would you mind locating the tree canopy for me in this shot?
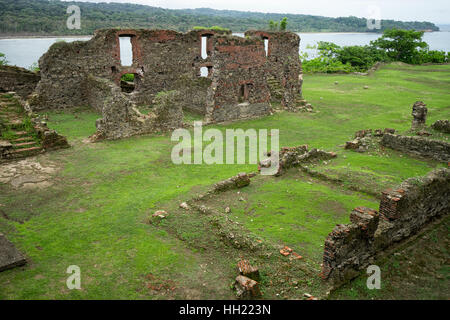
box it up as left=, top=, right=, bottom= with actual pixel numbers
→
left=0, top=0, right=440, bottom=35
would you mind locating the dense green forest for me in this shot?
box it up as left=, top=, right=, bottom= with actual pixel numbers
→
left=0, top=0, right=439, bottom=35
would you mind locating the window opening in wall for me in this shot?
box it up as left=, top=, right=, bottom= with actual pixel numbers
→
left=200, top=67, right=208, bottom=77
left=263, top=37, right=269, bottom=56
left=120, top=73, right=135, bottom=93
left=119, top=36, right=133, bottom=66
left=201, top=36, right=208, bottom=59
left=239, top=83, right=252, bottom=103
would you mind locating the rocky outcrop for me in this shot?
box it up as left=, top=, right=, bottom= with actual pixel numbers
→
left=321, top=168, right=450, bottom=285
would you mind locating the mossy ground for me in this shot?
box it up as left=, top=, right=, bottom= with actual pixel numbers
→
left=0, top=63, right=449, bottom=299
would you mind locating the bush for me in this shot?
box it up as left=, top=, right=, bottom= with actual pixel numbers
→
left=412, top=49, right=448, bottom=64
left=301, top=29, right=448, bottom=74
left=302, top=56, right=356, bottom=74
left=0, top=52, right=8, bottom=66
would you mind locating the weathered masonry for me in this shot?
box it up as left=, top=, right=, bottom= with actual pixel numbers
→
left=29, top=29, right=304, bottom=139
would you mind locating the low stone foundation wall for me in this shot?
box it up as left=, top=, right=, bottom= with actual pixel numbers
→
left=432, top=120, right=450, bottom=134
left=0, top=65, right=40, bottom=99
left=321, top=168, right=450, bottom=285
left=381, top=133, right=450, bottom=162
left=259, top=145, right=337, bottom=176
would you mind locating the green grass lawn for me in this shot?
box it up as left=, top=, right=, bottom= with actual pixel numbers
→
left=0, top=63, right=449, bottom=299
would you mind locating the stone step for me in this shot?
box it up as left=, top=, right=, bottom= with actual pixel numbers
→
left=12, top=141, right=38, bottom=149
left=13, top=136, right=34, bottom=142
left=12, top=131, right=28, bottom=136
left=11, top=146, right=42, bottom=156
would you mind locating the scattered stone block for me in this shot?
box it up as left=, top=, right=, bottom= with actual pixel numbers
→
left=374, top=129, right=383, bottom=137
left=417, top=130, right=432, bottom=136
left=213, top=173, right=250, bottom=192
left=179, top=202, right=189, bottom=210
left=345, top=139, right=361, bottom=150
left=237, top=259, right=260, bottom=281
left=234, top=275, right=261, bottom=299
left=0, top=233, right=27, bottom=272
left=280, top=246, right=293, bottom=256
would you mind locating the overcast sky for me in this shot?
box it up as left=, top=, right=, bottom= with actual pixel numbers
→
left=62, top=0, right=450, bottom=24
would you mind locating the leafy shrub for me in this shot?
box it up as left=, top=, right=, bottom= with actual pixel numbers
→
left=302, top=56, right=356, bottom=73
left=412, top=49, right=448, bottom=64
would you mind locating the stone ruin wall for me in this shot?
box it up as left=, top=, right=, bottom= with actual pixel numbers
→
left=381, top=133, right=450, bottom=162
left=29, top=28, right=303, bottom=129
left=321, top=168, right=450, bottom=286
left=0, top=65, right=40, bottom=100
left=31, top=29, right=219, bottom=113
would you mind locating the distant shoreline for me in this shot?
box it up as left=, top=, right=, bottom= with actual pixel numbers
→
left=0, top=30, right=445, bottom=40
left=0, top=35, right=92, bottom=40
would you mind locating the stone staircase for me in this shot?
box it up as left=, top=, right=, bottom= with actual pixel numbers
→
left=0, top=95, right=43, bottom=160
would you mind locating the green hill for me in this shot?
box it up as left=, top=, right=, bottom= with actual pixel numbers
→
left=0, top=0, right=439, bottom=36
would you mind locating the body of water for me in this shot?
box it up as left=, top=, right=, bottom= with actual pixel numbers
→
left=1, top=32, right=449, bottom=69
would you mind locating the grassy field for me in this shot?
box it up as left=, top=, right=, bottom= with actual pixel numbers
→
left=0, top=63, right=449, bottom=299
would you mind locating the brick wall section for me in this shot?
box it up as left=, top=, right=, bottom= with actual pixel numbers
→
left=0, top=65, right=40, bottom=99
left=321, top=168, right=450, bottom=285
left=381, top=133, right=450, bottom=162
left=322, top=207, right=379, bottom=283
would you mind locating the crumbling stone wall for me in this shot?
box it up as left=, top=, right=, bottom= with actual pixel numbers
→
left=381, top=133, right=450, bottom=162
left=0, top=65, right=40, bottom=99
left=321, top=168, right=450, bottom=285
left=245, top=31, right=303, bottom=110
left=86, top=75, right=182, bottom=140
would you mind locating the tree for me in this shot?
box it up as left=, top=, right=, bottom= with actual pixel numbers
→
left=370, top=28, right=428, bottom=63
left=280, top=17, right=288, bottom=31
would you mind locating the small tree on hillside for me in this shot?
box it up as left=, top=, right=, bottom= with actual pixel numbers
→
left=280, top=17, right=288, bottom=31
